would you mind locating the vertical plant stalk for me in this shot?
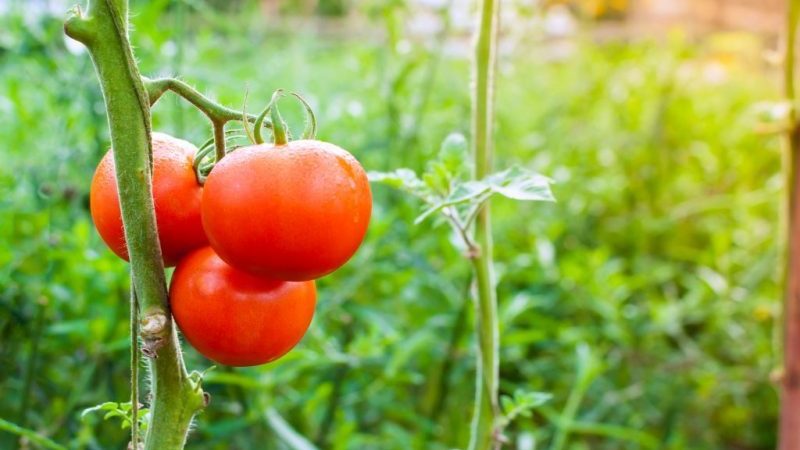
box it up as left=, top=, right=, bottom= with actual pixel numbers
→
left=64, top=2, right=205, bottom=450
left=131, top=287, right=140, bottom=448
left=781, top=0, right=800, bottom=448
left=468, top=0, right=501, bottom=447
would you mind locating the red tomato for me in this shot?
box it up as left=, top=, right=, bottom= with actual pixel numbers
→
left=90, top=132, right=207, bottom=267
left=201, top=140, right=372, bottom=281
left=169, top=247, right=316, bottom=366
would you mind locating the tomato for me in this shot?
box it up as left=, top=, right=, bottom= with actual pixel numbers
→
left=169, top=246, right=316, bottom=366
left=90, top=132, right=207, bottom=267
left=201, top=140, right=372, bottom=281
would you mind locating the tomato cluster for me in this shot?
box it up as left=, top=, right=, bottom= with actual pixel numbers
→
left=90, top=127, right=371, bottom=367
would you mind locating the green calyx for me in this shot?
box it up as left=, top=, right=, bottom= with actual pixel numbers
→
left=253, top=89, right=317, bottom=146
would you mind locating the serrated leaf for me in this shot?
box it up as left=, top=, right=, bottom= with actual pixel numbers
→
left=485, top=166, right=555, bottom=202
left=368, top=169, right=433, bottom=201
left=367, top=168, right=420, bottom=188
left=447, top=181, right=491, bottom=203
left=523, top=391, right=552, bottom=407
left=422, top=161, right=452, bottom=195
left=421, top=132, right=470, bottom=195
left=81, top=402, right=119, bottom=419
left=413, top=181, right=490, bottom=225
left=501, top=389, right=552, bottom=423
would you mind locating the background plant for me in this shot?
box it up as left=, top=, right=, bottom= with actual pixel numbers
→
left=0, top=1, right=783, bottom=449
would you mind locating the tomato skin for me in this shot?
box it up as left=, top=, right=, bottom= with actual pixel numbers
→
left=201, top=140, right=372, bottom=281
left=169, top=247, right=316, bottom=367
left=90, top=132, right=207, bottom=267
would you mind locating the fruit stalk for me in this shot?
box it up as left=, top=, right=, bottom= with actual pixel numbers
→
left=143, top=77, right=273, bottom=131
left=468, top=0, right=501, bottom=447
left=781, top=0, right=800, bottom=447
left=64, top=1, right=204, bottom=449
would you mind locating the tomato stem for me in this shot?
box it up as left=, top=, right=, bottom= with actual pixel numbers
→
left=467, top=0, right=501, bottom=446
left=144, top=77, right=273, bottom=129
left=131, top=285, right=140, bottom=448
left=64, top=2, right=206, bottom=449
left=267, top=89, right=289, bottom=146
left=212, top=120, right=226, bottom=162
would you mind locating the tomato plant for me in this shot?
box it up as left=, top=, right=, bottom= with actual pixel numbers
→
left=202, top=139, right=372, bottom=281
left=169, top=247, right=316, bottom=366
left=59, top=0, right=508, bottom=447
left=90, top=132, right=207, bottom=267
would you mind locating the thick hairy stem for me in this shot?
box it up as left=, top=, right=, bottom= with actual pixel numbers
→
left=467, top=0, right=501, bottom=447
left=781, top=0, right=800, bottom=448
left=64, top=2, right=205, bottom=450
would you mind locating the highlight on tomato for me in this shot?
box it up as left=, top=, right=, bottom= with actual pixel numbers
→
left=169, top=246, right=317, bottom=367
left=90, top=132, right=207, bottom=267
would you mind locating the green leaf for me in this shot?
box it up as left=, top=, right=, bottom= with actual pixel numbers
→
left=448, top=181, right=492, bottom=204
left=413, top=181, right=490, bottom=225
left=103, top=410, right=123, bottom=420
left=422, top=132, right=470, bottom=195
left=501, top=396, right=514, bottom=414
left=422, top=161, right=452, bottom=195
left=368, top=169, right=431, bottom=198
left=484, top=166, right=555, bottom=202
left=438, top=132, right=468, bottom=174
left=81, top=402, right=119, bottom=419
left=500, top=389, right=552, bottom=425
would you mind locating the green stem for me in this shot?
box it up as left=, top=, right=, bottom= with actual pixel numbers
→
left=131, top=286, right=140, bottom=448
left=268, top=90, right=289, bottom=145
left=144, top=76, right=272, bottom=128
left=467, top=0, right=501, bottom=447
left=64, top=2, right=205, bottom=450
left=0, top=419, right=65, bottom=450
left=780, top=0, right=800, bottom=448
left=212, top=121, right=226, bottom=162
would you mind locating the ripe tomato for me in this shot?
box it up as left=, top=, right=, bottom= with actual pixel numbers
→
left=169, top=247, right=316, bottom=366
left=90, top=132, right=207, bottom=267
left=201, top=140, right=372, bottom=281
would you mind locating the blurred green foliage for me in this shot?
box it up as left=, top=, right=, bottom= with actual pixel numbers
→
left=0, top=1, right=782, bottom=449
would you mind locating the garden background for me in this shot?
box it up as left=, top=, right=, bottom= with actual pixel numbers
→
left=0, top=0, right=786, bottom=448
